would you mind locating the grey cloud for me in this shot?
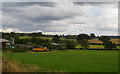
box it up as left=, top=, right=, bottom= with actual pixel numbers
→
left=73, top=2, right=116, bottom=6
left=2, top=2, right=56, bottom=13
left=2, top=2, right=118, bottom=35
left=2, top=2, right=56, bottom=7
left=27, top=14, right=77, bottom=23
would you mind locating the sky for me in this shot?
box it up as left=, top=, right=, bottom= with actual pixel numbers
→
left=1, top=2, right=118, bottom=36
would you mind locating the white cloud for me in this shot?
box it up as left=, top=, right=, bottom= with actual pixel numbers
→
left=1, top=28, right=23, bottom=33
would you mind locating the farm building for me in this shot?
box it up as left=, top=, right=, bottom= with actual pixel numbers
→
left=51, top=43, right=61, bottom=46
left=51, top=43, right=62, bottom=50
left=0, top=38, right=11, bottom=49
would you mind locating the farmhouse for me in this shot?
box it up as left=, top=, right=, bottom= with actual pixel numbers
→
left=0, top=38, right=11, bottom=49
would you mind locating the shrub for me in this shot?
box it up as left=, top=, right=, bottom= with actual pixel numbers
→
left=5, top=46, right=31, bottom=52
left=12, top=47, right=27, bottom=52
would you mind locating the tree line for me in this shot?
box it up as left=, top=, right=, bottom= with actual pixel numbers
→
left=1, top=32, right=119, bottom=50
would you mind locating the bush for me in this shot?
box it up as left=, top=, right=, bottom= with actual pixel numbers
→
left=12, top=47, right=29, bottom=52
left=104, top=41, right=117, bottom=49
left=4, top=46, right=31, bottom=52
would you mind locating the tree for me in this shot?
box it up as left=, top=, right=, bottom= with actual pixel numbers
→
left=89, top=33, right=96, bottom=39
left=29, top=32, right=42, bottom=37
left=78, top=39, right=89, bottom=49
left=52, top=35, right=60, bottom=43
left=10, top=32, right=20, bottom=45
left=10, top=31, right=15, bottom=38
left=31, top=37, right=46, bottom=45
left=3, top=36, right=10, bottom=40
left=14, top=33, right=20, bottom=39
left=15, top=38, right=31, bottom=44
left=42, top=41, right=54, bottom=50
left=99, top=36, right=110, bottom=44
left=77, top=34, right=90, bottom=49
left=104, top=41, right=117, bottom=49
left=77, top=34, right=90, bottom=41
left=65, top=40, right=76, bottom=49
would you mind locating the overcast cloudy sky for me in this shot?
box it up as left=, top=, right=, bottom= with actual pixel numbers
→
left=1, top=2, right=118, bottom=36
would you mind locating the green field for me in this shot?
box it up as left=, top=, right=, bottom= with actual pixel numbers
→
left=3, top=50, right=118, bottom=72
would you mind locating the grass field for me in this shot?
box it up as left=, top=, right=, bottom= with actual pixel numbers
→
left=3, top=50, right=118, bottom=72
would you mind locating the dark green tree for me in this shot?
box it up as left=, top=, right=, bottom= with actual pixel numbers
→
left=3, top=36, right=10, bottom=40
left=77, top=34, right=90, bottom=49
left=77, top=34, right=90, bottom=41
left=78, top=39, right=89, bottom=49
left=52, top=35, right=60, bottom=43
left=65, top=40, right=76, bottom=49
left=10, top=31, right=15, bottom=38
left=89, top=33, right=96, bottom=39
left=104, top=41, right=117, bottom=49
left=31, top=37, right=46, bottom=45
left=99, top=36, right=110, bottom=44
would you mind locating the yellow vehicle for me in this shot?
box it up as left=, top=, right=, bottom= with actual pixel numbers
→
left=33, top=47, right=48, bottom=52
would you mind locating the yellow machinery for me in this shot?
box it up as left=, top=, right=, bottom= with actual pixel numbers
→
left=33, top=47, right=48, bottom=52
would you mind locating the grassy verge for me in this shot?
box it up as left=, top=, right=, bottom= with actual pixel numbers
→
left=2, top=54, right=50, bottom=72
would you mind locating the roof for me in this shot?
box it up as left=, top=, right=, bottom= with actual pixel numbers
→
left=51, top=43, right=61, bottom=45
left=0, top=38, right=10, bottom=43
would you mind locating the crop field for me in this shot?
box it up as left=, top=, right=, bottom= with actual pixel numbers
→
left=20, top=36, right=120, bottom=44
left=89, top=38, right=120, bottom=44
left=19, top=36, right=52, bottom=40
left=76, top=44, right=120, bottom=49
left=3, top=50, right=118, bottom=72
left=75, top=44, right=104, bottom=49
